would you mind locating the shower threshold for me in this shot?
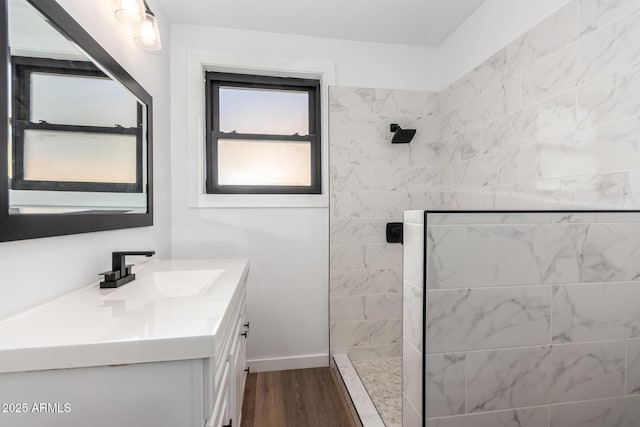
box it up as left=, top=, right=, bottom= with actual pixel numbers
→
left=332, top=354, right=402, bottom=427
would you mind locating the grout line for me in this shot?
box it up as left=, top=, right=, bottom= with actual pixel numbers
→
left=424, top=338, right=634, bottom=357
left=463, top=351, right=468, bottom=415
left=625, top=340, right=629, bottom=395
left=576, top=0, right=581, bottom=42
left=403, top=391, right=422, bottom=419
left=578, top=3, right=640, bottom=42
left=427, top=394, right=640, bottom=421
left=464, top=225, right=469, bottom=288
left=404, top=336, right=422, bottom=355
left=426, top=284, right=554, bottom=292
left=549, top=285, right=553, bottom=344
left=423, top=279, right=640, bottom=291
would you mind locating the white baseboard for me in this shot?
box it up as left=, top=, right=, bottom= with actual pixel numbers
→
left=248, top=353, right=329, bottom=373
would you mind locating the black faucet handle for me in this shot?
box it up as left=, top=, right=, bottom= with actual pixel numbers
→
left=124, top=264, right=134, bottom=276
left=99, top=270, right=120, bottom=282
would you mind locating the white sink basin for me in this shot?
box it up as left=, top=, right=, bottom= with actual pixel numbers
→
left=101, top=270, right=224, bottom=300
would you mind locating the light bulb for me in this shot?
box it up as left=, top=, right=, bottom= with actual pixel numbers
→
left=134, top=11, right=162, bottom=51
left=115, top=0, right=145, bottom=24
left=139, top=20, right=155, bottom=46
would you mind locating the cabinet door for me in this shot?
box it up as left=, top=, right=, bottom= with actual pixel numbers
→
left=207, top=360, right=232, bottom=427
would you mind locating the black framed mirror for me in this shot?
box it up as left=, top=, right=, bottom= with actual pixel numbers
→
left=0, top=0, right=153, bottom=242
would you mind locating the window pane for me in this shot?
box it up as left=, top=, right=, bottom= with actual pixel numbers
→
left=219, top=87, right=309, bottom=135
left=217, top=139, right=311, bottom=186
left=23, top=130, right=137, bottom=183
left=30, top=73, right=139, bottom=128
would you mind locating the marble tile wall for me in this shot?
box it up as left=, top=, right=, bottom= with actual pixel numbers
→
left=402, top=211, right=425, bottom=427
left=331, top=0, right=640, bottom=363
left=431, top=0, right=640, bottom=211
left=337, top=2, right=640, bottom=424
left=329, top=87, right=439, bottom=360
left=403, top=211, right=640, bottom=427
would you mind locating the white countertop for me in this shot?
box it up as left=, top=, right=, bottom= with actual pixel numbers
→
left=0, top=258, right=249, bottom=374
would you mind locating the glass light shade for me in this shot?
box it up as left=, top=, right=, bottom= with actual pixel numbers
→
left=134, top=11, right=162, bottom=51
left=115, top=0, right=145, bottom=24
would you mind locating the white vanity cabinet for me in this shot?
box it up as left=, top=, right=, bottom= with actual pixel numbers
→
left=231, top=303, right=249, bottom=424
left=0, top=259, right=249, bottom=427
left=205, top=291, right=249, bottom=427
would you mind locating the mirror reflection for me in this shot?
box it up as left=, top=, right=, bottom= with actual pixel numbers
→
left=7, top=0, right=148, bottom=214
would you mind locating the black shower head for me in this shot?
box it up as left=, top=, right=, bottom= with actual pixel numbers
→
left=390, top=124, right=416, bottom=144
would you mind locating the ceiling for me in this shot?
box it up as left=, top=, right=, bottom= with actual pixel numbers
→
left=156, top=0, right=487, bottom=47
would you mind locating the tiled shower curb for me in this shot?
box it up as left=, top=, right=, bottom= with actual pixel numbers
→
left=332, top=354, right=386, bottom=427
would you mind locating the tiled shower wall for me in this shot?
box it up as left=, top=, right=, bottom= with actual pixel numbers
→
left=404, top=211, right=640, bottom=427
left=329, top=87, right=439, bottom=358
left=401, top=211, right=424, bottom=427
left=430, top=0, right=640, bottom=210
left=399, top=1, right=640, bottom=424
left=332, top=0, right=640, bottom=360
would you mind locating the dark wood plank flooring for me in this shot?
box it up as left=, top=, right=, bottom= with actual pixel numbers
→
left=241, top=368, right=358, bottom=427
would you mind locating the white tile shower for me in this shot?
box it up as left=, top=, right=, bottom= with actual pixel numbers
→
left=331, top=0, right=640, bottom=360
left=330, top=88, right=439, bottom=360
left=330, top=1, right=640, bottom=425
left=403, top=211, right=640, bottom=427
left=432, top=0, right=640, bottom=211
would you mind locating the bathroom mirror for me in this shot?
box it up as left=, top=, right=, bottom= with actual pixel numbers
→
left=0, top=0, right=153, bottom=241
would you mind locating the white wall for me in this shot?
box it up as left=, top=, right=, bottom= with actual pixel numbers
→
left=438, top=0, right=573, bottom=88
left=171, top=208, right=330, bottom=370
left=0, top=0, right=172, bottom=320
left=169, top=25, right=439, bottom=370
left=171, top=24, right=440, bottom=91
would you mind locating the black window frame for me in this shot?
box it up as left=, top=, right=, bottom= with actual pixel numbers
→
left=11, top=55, right=144, bottom=193
left=205, top=72, right=322, bottom=195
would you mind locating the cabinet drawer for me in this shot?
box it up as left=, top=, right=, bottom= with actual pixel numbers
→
left=212, top=302, right=245, bottom=387
left=204, top=298, right=247, bottom=417
left=231, top=321, right=248, bottom=425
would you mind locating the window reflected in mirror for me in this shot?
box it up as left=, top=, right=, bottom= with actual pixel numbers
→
left=6, top=0, right=148, bottom=215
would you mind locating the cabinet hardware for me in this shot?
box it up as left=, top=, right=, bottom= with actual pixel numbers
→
left=243, top=322, right=250, bottom=329
left=244, top=367, right=250, bottom=373
left=241, top=331, right=247, bottom=338
left=222, top=420, right=232, bottom=427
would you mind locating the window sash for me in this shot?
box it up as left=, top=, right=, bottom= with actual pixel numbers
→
left=10, top=56, right=144, bottom=193
left=205, top=72, right=321, bottom=195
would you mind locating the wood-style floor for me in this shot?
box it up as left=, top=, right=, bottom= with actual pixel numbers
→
left=241, top=368, right=358, bottom=427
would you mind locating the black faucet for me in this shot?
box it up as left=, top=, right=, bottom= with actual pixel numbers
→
left=99, top=251, right=155, bottom=288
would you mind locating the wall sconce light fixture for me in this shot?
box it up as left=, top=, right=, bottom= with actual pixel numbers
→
left=115, top=0, right=162, bottom=51
left=134, top=9, right=162, bottom=51
left=115, top=0, right=145, bottom=24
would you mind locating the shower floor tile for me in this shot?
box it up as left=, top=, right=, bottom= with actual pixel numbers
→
left=352, top=357, right=402, bottom=427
